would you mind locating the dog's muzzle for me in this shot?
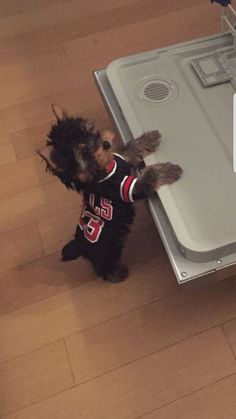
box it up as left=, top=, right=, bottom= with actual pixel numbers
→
left=77, top=158, right=88, bottom=172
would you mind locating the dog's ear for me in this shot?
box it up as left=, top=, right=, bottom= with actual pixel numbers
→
left=51, top=103, right=67, bottom=122
left=37, top=145, right=57, bottom=170
left=101, top=130, right=115, bottom=149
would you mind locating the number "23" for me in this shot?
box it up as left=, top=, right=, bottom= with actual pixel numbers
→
left=79, top=196, right=113, bottom=243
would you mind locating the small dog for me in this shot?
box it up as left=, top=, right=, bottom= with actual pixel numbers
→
left=38, top=105, right=182, bottom=283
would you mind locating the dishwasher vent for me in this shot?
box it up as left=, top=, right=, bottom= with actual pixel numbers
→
left=137, top=78, right=178, bottom=104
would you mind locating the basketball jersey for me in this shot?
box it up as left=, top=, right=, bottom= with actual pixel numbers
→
left=78, top=154, right=137, bottom=244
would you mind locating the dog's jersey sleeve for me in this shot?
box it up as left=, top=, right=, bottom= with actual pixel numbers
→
left=78, top=154, right=136, bottom=244
left=111, top=154, right=138, bottom=203
left=119, top=175, right=137, bottom=203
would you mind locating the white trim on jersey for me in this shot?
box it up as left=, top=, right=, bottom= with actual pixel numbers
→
left=120, top=176, right=137, bottom=202
left=120, top=176, right=128, bottom=201
left=128, top=178, right=138, bottom=202
left=113, top=153, right=125, bottom=160
left=98, top=160, right=117, bottom=183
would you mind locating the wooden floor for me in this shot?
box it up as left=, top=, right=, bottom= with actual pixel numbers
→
left=2, top=1, right=236, bottom=418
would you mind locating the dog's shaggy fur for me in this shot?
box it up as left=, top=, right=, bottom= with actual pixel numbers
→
left=38, top=105, right=182, bottom=282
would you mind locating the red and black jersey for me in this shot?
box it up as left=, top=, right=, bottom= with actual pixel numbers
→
left=79, top=154, right=136, bottom=243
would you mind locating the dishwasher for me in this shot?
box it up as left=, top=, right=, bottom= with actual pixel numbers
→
left=94, top=1, right=236, bottom=283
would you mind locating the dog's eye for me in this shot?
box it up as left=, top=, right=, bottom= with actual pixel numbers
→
left=103, top=141, right=111, bottom=150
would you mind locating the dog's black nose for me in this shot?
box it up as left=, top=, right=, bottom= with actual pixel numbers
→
left=82, top=146, right=90, bottom=158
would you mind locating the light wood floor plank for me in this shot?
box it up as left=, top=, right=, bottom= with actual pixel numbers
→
left=0, top=0, right=140, bottom=34
left=138, top=375, right=236, bottom=419
left=0, top=252, right=94, bottom=315
left=0, top=106, right=28, bottom=140
left=0, top=142, right=16, bottom=166
left=0, top=51, right=68, bottom=82
left=0, top=0, right=207, bottom=48
left=0, top=4, right=220, bottom=110
left=0, top=257, right=176, bottom=364
left=64, top=3, right=220, bottom=69
left=0, top=156, right=52, bottom=199
left=0, top=40, right=64, bottom=67
left=1, top=83, right=102, bottom=137
left=0, top=340, right=74, bottom=416
left=12, top=121, right=53, bottom=160
left=0, top=61, right=91, bottom=109
left=0, top=80, right=106, bottom=140
left=0, top=0, right=69, bottom=18
left=3, top=328, right=235, bottom=419
left=0, top=223, right=44, bottom=274
left=222, top=318, right=236, bottom=357
left=0, top=181, right=80, bottom=235
left=66, top=277, right=236, bottom=385
left=38, top=209, right=79, bottom=255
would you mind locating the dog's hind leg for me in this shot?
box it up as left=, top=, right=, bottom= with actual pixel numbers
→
left=92, top=258, right=129, bottom=283
left=104, top=264, right=129, bottom=283
left=61, top=239, right=81, bottom=261
left=119, top=131, right=161, bottom=168
left=90, top=241, right=129, bottom=283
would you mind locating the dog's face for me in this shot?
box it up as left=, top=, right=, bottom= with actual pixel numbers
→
left=38, top=105, right=114, bottom=188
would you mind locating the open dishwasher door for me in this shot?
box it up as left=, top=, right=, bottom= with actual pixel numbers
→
left=94, top=3, right=236, bottom=283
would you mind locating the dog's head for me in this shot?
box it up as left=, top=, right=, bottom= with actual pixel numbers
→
left=37, top=105, right=115, bottom=190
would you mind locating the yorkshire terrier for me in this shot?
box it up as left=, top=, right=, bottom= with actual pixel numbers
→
left=37, top=105, right=182, bottom=283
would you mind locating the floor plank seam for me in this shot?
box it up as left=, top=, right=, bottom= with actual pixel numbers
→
left=0, top=248, right=174, bottom=315
left=133, top=372, right=236, bottom=419
left=59, top=288, right=178, bottom=338
left=4, top=351, right=236, bottom=419
left=9, top=118, right=53, bottom=139
left=2, top=382, right=77, bottom=419
left=0, top=248, right=60, bottom=278
left=36, top=222, right=47, bottom=257
left=220, top=324, right=236, bottom=362
left=0, top=177, right=53, bottom=202
left=2, top=302, right=236, bottom=372
left=0, top=278, right=94, bottom=317
left=0, top=337, right=66, bottom=367
left=3, top=293, right=236, bottom=371
left=62, top=325, right=229, bottom=390
left=63, top=338, right=77, bottom=386
left=0, top=199, right=80, bottom=237
left=0, top=288, right=178, bottom=364
left=61, top=43, right=71, bottom=65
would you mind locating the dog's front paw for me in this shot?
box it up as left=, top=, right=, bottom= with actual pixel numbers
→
left=61, top=240, right=81, bottom=261
left=135, top=130, right=161, bottom=157
left=153, top=162, right=183, bottom=188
